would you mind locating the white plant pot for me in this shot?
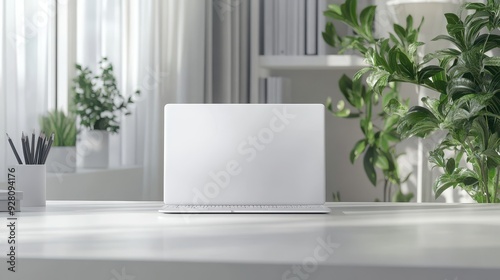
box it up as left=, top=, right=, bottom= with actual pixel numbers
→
left=79, top=130, right=109, bottom=168
left=45, top=146, right=77, bottom=173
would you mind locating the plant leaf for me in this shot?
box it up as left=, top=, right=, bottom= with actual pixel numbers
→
left=397, top=106, right=439, bottom=138
left=446, top=158, right=455, bottom=174
left=433, top=174, right=456, bottom=199
left=483, top=56, right=500, bottom=66
left=418, top=65, right=443, bottom=83
left=363, top=146, right=377, bottom=186
left=350, top=139, right=367, bottom=164
left=360, top=5, right=376, bottom=38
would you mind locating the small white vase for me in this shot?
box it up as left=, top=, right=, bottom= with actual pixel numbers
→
left=79, top=130, right=109, bottom=168
left=45, top=146, right=77, bottom=173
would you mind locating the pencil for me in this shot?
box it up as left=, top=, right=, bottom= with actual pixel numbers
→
left=6, top=133, right=23, bottom=164
left=31, top=130, right=35, bottom=164
left=34, top=132, right=42, bottom=164
left=40, top=132, right=46, bottom=164
left=26, top=136, right=33, bottom=164
left=42, top=133, right=54, bottom=164
left=25, top=135, right=31, bottom=164
left=39, top=133, right=46, bottom=164
left=21, top=133, right=29, bottom=165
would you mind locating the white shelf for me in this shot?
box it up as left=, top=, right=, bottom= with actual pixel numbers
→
left=259, top=54, right=367, bottom=70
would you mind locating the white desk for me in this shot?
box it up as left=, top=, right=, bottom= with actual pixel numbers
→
left=1, top=201, right=500, bottom=280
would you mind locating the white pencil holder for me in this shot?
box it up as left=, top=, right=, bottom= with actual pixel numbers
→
left=16, top=165, right=46, bottom=207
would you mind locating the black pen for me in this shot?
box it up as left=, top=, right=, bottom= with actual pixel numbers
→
left=31, top=129, right=35, bottom=164
left=21, top=133, right=29, bottom=164
left=26, top=135, right=32, bottom=164
left=39, top=133, right=46, bottom=164
left=34, top=132, right=42, bottom=164
left=6, top=133, right=23, bottom=164
left=25, top=135, right=31, bottom=164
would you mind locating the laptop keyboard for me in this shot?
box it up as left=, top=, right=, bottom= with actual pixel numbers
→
left=160, top=204, right=330, bottom=213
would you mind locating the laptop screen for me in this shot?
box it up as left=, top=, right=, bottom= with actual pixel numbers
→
left=163, top=104, right=325, bottom=205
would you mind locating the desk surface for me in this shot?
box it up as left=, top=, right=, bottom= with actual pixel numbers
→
left=1, top=201, right=500, bottom=280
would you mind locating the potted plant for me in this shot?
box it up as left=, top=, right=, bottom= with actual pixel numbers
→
left=72, top=57, right=140, bottom=168
left=39, top=110, right=77, bottom=173
left=324, top=0, right=500, bottom=203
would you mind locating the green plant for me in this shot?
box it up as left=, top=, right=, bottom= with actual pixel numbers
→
left=323, top=0, right=413, bottom=202
left=327, top=77, right=413, bottom=202
left=324, top=0, right=500, bottom=203
left=39, top=110, right=77, bottom=147
left=72, top=57, right=140, bottom=133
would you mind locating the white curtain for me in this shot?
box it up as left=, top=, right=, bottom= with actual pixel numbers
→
left=210, top=0, right=250, bottom=103
left=0, top=0, right=55, bottom=181
left=75, top=0, right=251, bottom=199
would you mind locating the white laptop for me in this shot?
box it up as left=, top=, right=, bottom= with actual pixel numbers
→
left=159, top=104, right=330, bottom=214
